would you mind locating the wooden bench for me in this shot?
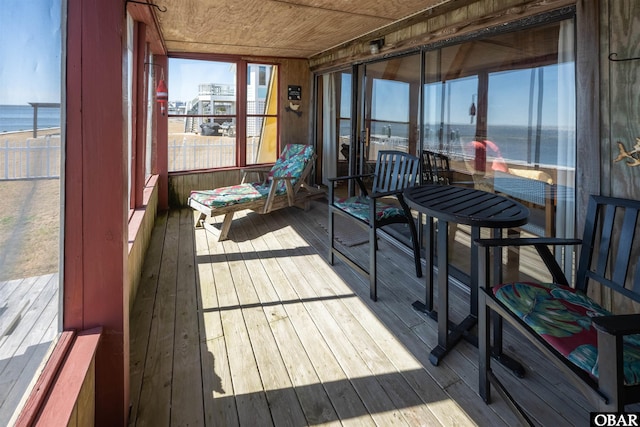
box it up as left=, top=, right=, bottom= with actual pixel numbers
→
left=477, top=195, right=640, bottom=424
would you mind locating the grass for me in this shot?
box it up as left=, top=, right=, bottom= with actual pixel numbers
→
left=0, top=178, right=60, bottom=281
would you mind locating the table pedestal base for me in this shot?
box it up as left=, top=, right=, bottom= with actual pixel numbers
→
left=428, top=314, right=477, bottom=366
left=411, top=300, right=437, bottom=321
left=491, top=353, right=526, bottom=378
left=413, top=300, right=525, bottom=376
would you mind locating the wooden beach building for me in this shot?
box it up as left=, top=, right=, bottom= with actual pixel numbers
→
left=4, top=0, right=640, bottom=426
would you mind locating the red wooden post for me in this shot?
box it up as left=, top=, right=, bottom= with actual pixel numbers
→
left=65, top=1, right=128, bottom=425
left=155, top=54, right=169, bottom=211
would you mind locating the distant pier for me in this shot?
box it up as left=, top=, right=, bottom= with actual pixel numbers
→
left=28, top=102, right=61, bottom=138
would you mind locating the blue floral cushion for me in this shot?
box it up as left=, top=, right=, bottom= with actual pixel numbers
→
left=333, top=196, right=406, bottom=223
left=268, top=144, right=314, bottom=192
left=189, top=182, right=272, bottom=208
left=494, top=281, right=640, bottom=385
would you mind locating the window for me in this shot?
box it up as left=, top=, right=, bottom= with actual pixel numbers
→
left=247, top=63, right=278, bottom=164
left=316, top=70, right=352, bottom=186
left=168, top=59, right=237, bottom=171
left=127, top=18, right=153, bottom=208
left=423, top=18, right=576, bottom=240
left=0, top=1, right=63, bottom=423
left=318, top=15, right=576, bottom=283
left=168, top=59, right=279, bottom=171
left=422, top=17, right=576, bottom=280
left=258, top=65, right=267, bottom=86
left=126, top=14, right=134, bottom=207
left=364, top=54, right=421, bottom=159
left=145, top=51, right=154, bottom=178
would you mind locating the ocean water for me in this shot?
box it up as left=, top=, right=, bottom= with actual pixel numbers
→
left=342, top=121, right=576, bottom=168
left=0, top=104, right=61, bottom=133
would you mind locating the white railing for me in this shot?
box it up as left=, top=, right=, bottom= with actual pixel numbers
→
left=0, top=135, right=61, bottom=180
left=168, top=136, right=260, bottom=171
left=2, top=134, right=262, bottom=178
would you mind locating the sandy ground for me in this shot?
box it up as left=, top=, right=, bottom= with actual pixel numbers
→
left=0, top=120, right=263, bottom=280
left=0, top=129, right=61, bottom=281
left=0, top=123, right=198, bottom=281
left=0, top=121, right=214, bottom=280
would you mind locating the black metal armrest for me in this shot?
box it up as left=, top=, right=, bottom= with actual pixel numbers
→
left=592, top=314, right=640, bottom=336
left=475, top=237, right=582, bottom=287
left=328, top=173, right=375, bottom=183
left=369, top=189, right=403, bottom=199
left=475, top=237, right=582, bottom=248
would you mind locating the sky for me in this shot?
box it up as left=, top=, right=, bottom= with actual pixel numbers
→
left=0, top=1, right=572, bottom=128
left=0, top=5, right=231, bottom=107
left=341, top=63, right=574, bottom=128
left=169, top=58, right=236, bottom=103
left=0, top=0, right=62, bottom=106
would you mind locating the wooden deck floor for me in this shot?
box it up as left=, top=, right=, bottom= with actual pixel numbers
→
left=129, top=201, right=595, bottom=426
left=0, top=273, right=58, bottom=426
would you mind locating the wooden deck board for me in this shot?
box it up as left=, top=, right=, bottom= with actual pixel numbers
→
left=0, top=308, right=57, bottom=423
left=224, top=222, right=309, bottom=427
left=171, top=209, right=205, bottom=426
left=215, top=230, right=274, bottom=426
left=128, top=212, right=168, bottom=426
left=244, top=209, right=374, bottom=426
left=201, top=228, right=239, bottom=426
left=129, top=201, right=598, bottom=426
left=133, top=210, right=181, bottom=426
left=296, top=205, right=584, bottom=425
left=280, top=207, right=507, bottom=426
left=264, top=212, right=420, bottom=425
left=267, top=211, right=455, bottom=426
left=0, top=273, right=58, bottom=426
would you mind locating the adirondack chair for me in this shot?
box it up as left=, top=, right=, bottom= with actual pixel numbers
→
left=477, top=195, right=640, bottom=424
left=188, top=144, right=322, bottom=241
left=328, top=150, right=422, bottom=301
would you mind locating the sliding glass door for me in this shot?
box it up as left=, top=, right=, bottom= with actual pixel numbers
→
left=317, top=69, right=352, bottom=187
left=316, top=15, right=576, bottom=278
left=363, top=54, right=421, bottom=161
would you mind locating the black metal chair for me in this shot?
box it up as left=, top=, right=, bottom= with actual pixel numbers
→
left=477, top=195, right=640, bottom=423
left=328, top=150, right=422, bottom=301
left=422, top=150, right=453, bottom=185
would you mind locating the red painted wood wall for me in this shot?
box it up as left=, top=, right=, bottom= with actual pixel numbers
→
left=65, top=0, right=129, bottom=425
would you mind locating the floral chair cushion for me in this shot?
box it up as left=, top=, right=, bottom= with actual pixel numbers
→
left=189, top=182, right=273, bottom=208
left=333, top=196, right=405, bottom=223
left=268, top=144, right=314, bottom=192
left=189, top=144, right=314, bottom=209
left=493, top=281, right=640, bottom=385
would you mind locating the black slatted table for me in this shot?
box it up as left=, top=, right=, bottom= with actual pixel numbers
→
left=403, top=184, right=529, bottom=366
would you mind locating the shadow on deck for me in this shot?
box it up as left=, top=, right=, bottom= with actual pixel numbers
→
left=129, top=200, right=594, bottom=426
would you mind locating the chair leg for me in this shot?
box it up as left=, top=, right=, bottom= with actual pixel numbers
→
left=407, top=216, right=422, bottom=278
left=194, top=212, right=206, bottom=228
left=370, top=223, right=377, bottom=301
left=328, top=207, right=335, bottom=265
left=478, top=290, right=491, bottom=403
left=202, top=211, right=235, bottom=241
left=328, top=186, right=335, bottom=265
left=219, top=212, right=234, bottom=241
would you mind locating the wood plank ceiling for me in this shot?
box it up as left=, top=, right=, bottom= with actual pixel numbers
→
left=153, top=0, right=460, bottom=58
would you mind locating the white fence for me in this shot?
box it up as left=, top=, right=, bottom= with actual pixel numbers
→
left=1, top=136, right=61, bottom=180
left=168, top=137, right=260, bottom=171
left=1, top=135, right=261, bottom=179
